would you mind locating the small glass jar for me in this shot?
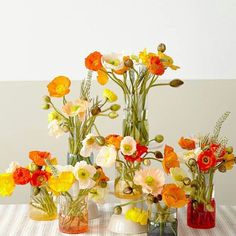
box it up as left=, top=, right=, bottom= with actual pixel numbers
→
left=29, top=187, right=57, bottom=221
left=114, top=160, right=142, bottom=200
left=58, top=184, right=89, bottom=234
left=148, top=207, right=177, bottom=236
left=187, top=199, right=216, bottom=229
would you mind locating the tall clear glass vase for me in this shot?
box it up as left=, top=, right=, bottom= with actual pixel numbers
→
left=123, top=93, right=149, bottom=146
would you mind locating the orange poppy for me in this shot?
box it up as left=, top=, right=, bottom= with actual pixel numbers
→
left=85, top=51, right=103, bottom=71
left=113, top=56, right=130, bottom=75
left=30, top=170, right=51, bottom=187
left=47, top=76, right=71, bottom=97
left=178, top=137, right=196, bottom=150
left=162, top=145, right=180, bottom=174
left=105, top=134, right=123, bottom=150
left=162, top=184, right=188, bottom=208
left=29, top=151, right=51, bottom=166
left=147, top=55, right=165, bottom=75
left=97, top=67, right=109, bottom=85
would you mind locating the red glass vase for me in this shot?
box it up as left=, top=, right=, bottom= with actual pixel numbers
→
left=187, top=199, right=216, bottom=229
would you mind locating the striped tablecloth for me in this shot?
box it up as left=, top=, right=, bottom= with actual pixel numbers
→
left=0, top=204, right=236, bottom=236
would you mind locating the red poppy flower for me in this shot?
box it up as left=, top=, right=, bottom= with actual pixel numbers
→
left=29, top=151, right=51, bottom=166
left=125, top=144, right=148, bottom=162
left=30, top=170, right=51, bottom=187
left=210, top=143, right=226, bottom=158
left=197, top=150, right=217, bottom=172
left=85, top=51, right=103, bottom=71
left=13, top=167, right=31, bottom=185
left=148, top=55, right=165, bottom=75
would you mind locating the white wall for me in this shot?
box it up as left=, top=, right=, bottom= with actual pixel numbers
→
left=0, top=80, right=236, bottom=205
left=0, top=0, right=236, bottom=81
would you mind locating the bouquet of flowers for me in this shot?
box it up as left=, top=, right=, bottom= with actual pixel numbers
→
left=46, top=161, right=109, bottom=234
left=176, top=112, right=236, bottom=229
left=80, top=133, right=164, bottom=199
left=42, top=74, right=120, bottom=166
left=0, top=150, right=58, bottom=221
left=84, top=44, right=183, bottom=145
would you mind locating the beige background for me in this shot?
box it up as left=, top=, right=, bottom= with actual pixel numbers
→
left=0, top=80, right=236, bottom=205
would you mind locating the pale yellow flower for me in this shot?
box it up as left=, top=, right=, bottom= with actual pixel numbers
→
left=120, top=136, right=137, bottom=156
left=95, top=146, right=117, bottom=168
left=103, top=89, right=118, bottom=102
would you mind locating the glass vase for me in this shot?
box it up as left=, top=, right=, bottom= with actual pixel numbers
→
left=114, top=160, right=142, bottom=200
left=59, top=183, right=89, bottom=234
left=123, top=93, right=149, bottom=146
left=29, top=187, right=57, bottom=221
left=67, top=153, right=93, bottom=166
left=148, top=207, right=177, bottom=236
left=187, top=199, right=216, bottom=229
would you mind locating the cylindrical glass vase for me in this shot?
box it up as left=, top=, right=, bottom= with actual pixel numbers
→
left=29, top=187, right=57, bottom=221
left=114, top=160, right=142, bottom=200
left=148, top=207, right=177, bottom=236
left=67, top=153, right=93, bottom=166
left=123, top=93, right=149, bottom=146
left=59, top=184, right=89, bottom=234
left=187, top=199, right=216, bottom=229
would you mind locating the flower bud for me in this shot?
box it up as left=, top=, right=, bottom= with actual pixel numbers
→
left=28, top=163, right=39, bottom=172
left=155, top=151, right=163, bottom=159
left=170, top=79, right=184, bottom=88
left=124, top=58, right=134, bottom=68
left=114, top=206, right=122, bottom=215
left=43, top=95, right=51, bottom=103
left=183, top=177, right=191, bottom=186
left=218, top=165, right=226, bottom=173
left=99, top=181, right=108, bottom=188
left=154, top=135, right=164, bottom=143
left=91, top=106, right=101, bottom=116
left=62, top=125, right=69, bottom=133
left=143, top=159, right=151, bottom=166
left=108, top=112, right=119, bottom=119
left=41, top=104, right=50, bottom=110
left=153, top=197, right=159, bottom=203
left=157, top=194, right=162, bottom=201
left=226, top=146, right=233, bottom=154
left=188, top=158, right=197, bottom=167
left=96, top=136, right=106, bottom=146
left=123, top=186, right=133, bottom=194
left=93, top=171, right=101, bottom=181
left=157, top=43, right=166, bottom=53
left=110, top=104, right=121, bottom=111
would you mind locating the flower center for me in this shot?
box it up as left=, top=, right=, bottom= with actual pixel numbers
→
left=145, top=176, right=154, bottom=186
left=77, top=168, right=90, bottom=180
left=86, top=137, right=95, bottom=145
left=123, top=144, right=132, bottom=152
left=56, top=85, right=66, bottom=94
left=203, top=156, right=210, bottom=164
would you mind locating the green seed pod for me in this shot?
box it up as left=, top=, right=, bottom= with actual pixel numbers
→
left=114, top=206, right=122, bottom=215
left=42, top=95, right=51, bottom=103
left=157, top=43, right=166, bottom=53
left=108, top=112, right=119, bottom=119
left=143, top=159, right=151, bottom=166
left=226, top=146, right=233, bottom=154
left=218, top=165, right=226, bottom=173
left=41, top=103, right=50, bottom=110
left=110, top=104, right=121, bottom=111
left=154, top=135, right=164, bottom=143
left=170, top=79, right=184, bottom=88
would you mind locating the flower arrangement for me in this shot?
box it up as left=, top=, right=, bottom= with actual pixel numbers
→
left=80, top=133, right=164, bottom=199
left=0, top=151, right=58, bottom=221
left=46, top=161, right=109, bottom=234
left=84, top=44, right=183, bottom=145
left=113, top=166, right=188, bottom=236
left=176, top=111, right=236, bottom=229
left=42, top=74, right=120, bottom=166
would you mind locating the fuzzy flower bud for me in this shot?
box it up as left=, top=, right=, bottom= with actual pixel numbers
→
left=110, top=104, right=121, bottom=111
left=170, top=79, right=184, bottom=88
left=91, top=106, right=101, bottom=116
left=154, top=135, right=164, bottom=143
left=41, top=104, right=50, bottom=110
left=108, top=112, right=119, bottom=119
left=124, top=58, right=134, bottom=68
left=114, top=206, right=122, bottom=215
left=42, top=95, right=51, bottom=103
left=155, top=151, right=163, bottom=159
left=157, top=43, right=166, bottom=53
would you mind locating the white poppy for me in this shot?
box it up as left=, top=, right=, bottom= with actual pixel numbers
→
left=6, top=161, right=20, bottom=173
left=95, top=146, right=117, bottom=168
left=102, top=53, right=124, bottom=70
left=89, top=186, right=109, bottom=204
left=80, top=133, right=99, bottom=157
left=73, top=161, right=97, bottom=189
left=120, top=136, right=137, bottom=156
left=48, top=120, right=64, bottom=138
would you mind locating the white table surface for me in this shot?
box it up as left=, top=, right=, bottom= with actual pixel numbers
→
left=0, top=203, right=236, bottom=236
